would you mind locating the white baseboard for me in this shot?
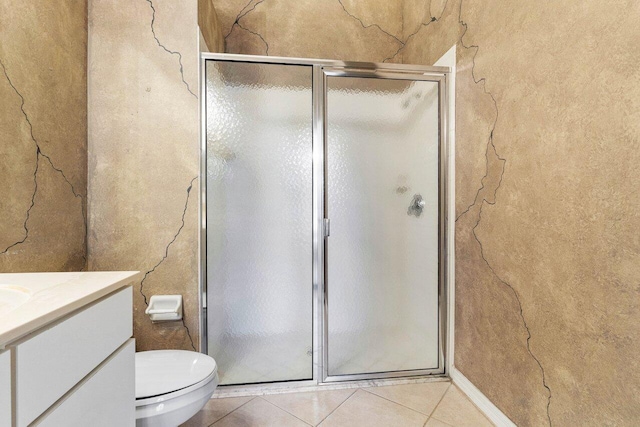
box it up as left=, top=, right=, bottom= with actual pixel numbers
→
left=450, top=368, right=517, bottom=427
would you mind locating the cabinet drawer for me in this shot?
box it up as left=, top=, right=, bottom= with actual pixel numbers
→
left=36, top=339, right=135, bottom=427
left=15, top=286, right=132, bottom=427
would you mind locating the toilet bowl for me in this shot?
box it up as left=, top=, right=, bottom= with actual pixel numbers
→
left=135, top=350, right=218, bottom=427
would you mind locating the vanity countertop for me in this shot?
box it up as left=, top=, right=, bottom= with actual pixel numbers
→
left=0, top=271, right=141, bottom=348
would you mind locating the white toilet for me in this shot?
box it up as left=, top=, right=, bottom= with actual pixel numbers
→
left=135, top=350, right=219, bottom=426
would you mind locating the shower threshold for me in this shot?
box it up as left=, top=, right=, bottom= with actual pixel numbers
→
left=212, top=374, right=450, bottom=399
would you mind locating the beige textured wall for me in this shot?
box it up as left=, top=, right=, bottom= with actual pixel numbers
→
left=214, top=0, right=640, bottom=424
left=199, top=0, right=226, bottom=52
left=212, top=0, right=405, bottom=62
left=0, top=1, right=87, bottom=272
left=87, top=1, right=639, bottom=423
left=400, top=0, right=640, bottom=425
left=88, top=0, right=201, bottom=351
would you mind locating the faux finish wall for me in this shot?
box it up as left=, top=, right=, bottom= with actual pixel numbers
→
left=0, top=1, right=87, bottom=272
left=88, top=0, right=222, bottom=352
left=213, top=0, right=640, bottom=425
left=212, top=0, right=405, bottom=62
left=400, top=0, right=640, bottom=425
left=88, top=0, right=220, bottom=351
left=199, top=0, right=225, bottom=52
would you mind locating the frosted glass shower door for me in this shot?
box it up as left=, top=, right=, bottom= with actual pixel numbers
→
left=325, top=75, right=441, bottom=378
left=205, top=61, right=313, bottom=385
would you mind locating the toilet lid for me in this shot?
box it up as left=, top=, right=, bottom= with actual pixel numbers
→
left=135, top=350, right=217, bottom=399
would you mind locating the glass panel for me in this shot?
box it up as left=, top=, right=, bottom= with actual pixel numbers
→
left=206, top=61, right=313, bottom=385
left=326, top=76, right=440, bottom=376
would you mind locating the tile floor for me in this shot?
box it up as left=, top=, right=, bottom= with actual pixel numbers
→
left=182, top=381, right=494, bottom=427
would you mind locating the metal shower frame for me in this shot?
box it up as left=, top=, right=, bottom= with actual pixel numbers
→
left=199, top=52, right=450, bottom=389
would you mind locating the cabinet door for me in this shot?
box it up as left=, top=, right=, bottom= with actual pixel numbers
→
left=37, top=339, right=135, bottom=427
left=0, top=350, right=10, bottom=427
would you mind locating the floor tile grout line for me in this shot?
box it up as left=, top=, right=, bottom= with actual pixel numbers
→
left=257, top=396, right=314, bottom=426
left=445, top=384, right=495, bottom=426
left=204, top=381, right=455, bottom=426
left=422, top=383, right=453, bottom=426
left=208, top=396, right=257, bottom=426
left=260, top=393, right=324, bottom=425
left=424, top=417, right=454, bottom=427
left=315, top=387, right=359, bottom=426
left=425, top=382, right=453, bottom=420
left=360, top=383, right=451, bottom=419
left=428, top=384, right=494, bottom=427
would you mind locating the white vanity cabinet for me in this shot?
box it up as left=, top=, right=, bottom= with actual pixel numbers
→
left=0, top=273, right=138, bottom=427
left=0, top=351, right=10, bottom=427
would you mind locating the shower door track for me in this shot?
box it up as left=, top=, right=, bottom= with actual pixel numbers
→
left=200, top=53, right=451, bottom=389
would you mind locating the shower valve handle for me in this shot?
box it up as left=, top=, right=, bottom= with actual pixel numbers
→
left=408, top=194, right=425, bottom=217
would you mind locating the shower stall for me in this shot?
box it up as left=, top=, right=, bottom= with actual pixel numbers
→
left=200, top=53, right=449, bottom=387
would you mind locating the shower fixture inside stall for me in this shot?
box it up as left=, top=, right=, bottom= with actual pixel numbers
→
left=201, top=54, right=449, bottom=388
